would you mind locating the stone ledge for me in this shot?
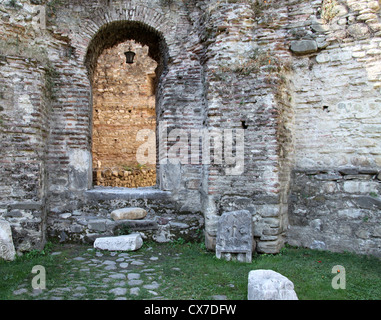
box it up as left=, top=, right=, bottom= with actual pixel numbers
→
left=85, top=187, right=171, bottom=201
left=115, top=219, right=159, bottom=231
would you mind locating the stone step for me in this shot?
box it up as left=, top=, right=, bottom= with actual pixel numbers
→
left=115, top=219, right=158, bottom=231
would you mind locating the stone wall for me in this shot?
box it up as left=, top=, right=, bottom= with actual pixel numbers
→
left=288, top=169, right=381, bottom=257
left=285, top=0, right=381, bottom=257
left=93, top=167, right=156, bottom=188
left=92, top=41, right=157, bottom=171
left=48, top=188, right=204, bottom=245
left=0, top=53, right=49, bottom=251
left=0, top=0, right=380, bottom=257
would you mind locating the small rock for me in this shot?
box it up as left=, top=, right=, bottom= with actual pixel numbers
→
left=143, top=282, right=160, bottom=290
left=13, top=288, right=28, bottom=296
left=104, top=265, right=117, bottom=271
left=157, top=217, right=169, bottom=225
left=74, top=286, right=87, bottom=292
left=73, top=256, right=86, bottom=261
left=31, top=289, right=44, bottom=297
left=128, top=279, right=144, bottom=286
left=148, top=290, right=158, bottom=296
left=59, top=213, right=72, bottom=219
left=127, top=273, right=140, bottom=280
left=109, top=273, right=126, bottom=280
left=109, top=287, right=127, bottom=296
left=130, top=287, right=140, bottom=296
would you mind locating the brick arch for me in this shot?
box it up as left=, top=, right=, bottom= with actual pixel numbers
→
left=82, top=14, right=171, bottom=188
left=74, top=4, right=171, bottom=72
left=84, top=20, right=169, bottom=82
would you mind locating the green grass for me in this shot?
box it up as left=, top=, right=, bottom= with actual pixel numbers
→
left=1, top=242, right=380, bottom=300
left=153, top=243, right=381, bottom=300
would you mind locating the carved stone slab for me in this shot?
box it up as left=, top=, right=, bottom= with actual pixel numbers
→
left=94, top=233, right=143, bottom=252
left=216, top=210, right=253, bottom=263
left=0, top=219, right=16, bottom=261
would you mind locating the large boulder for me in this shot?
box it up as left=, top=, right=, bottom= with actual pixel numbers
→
left=111, top=207, right=147, bottom=221
left=0, top=219, right=16, bottom=261
left=94, top=234, right=143, bottom=252
left=248, top=270, right=298, bottom=300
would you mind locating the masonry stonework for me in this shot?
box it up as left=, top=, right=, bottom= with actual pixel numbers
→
left=92, top=41, right=157, bottom=188
left=92, top=41, right=157, bottom=171
left=0, top=0, right=380, bottom=257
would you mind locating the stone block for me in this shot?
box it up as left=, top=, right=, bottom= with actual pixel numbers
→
left=111, top=207, right=148, bottom=221
left=343, top=181, right=378, bottom=194
left=0, top=219, right=16, bottom=261
left=248, top=270, right=298, bottom=300
left=216, top=210, right=253, bottom=263
left=256, top=238, right=284, bottom=254
left=88, top=219, right=108, bottom=232
left=116, top=219, right=158, bottom=231
left=94, top=234, right=143, bottom=252
left=290, top=40, right=318, bottom=55
left=347, top=23, right=370, bottom=39
left=205, top=232, right=216, bottom=251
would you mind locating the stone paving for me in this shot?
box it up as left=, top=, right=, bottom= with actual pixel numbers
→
left=12, top=245, right=185, bottom=300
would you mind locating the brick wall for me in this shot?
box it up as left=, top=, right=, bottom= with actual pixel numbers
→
left=0, top=55, right=48, bottom=251
left=92, top=41, right=157, bottom=171
left=0, top=0, right=379, bottom=256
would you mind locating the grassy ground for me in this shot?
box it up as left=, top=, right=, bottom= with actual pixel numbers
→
left=0, top=241, right=380, bottom=300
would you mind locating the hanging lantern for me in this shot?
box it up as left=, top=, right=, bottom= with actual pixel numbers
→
left=124, top=46, right=136, bottom=64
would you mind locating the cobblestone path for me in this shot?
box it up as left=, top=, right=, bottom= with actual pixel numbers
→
left=12, top=244, right=184, bottom=300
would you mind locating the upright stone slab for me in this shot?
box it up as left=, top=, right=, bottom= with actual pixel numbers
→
left=216, top=210, right=253, bottom=263
left=248, top=270, right=298, bottom=300
left=0, top=219, right=16, bottom=261
left=94, top=234, right=143, bottom=252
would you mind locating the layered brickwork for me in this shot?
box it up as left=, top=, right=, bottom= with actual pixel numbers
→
left=0, top=0, right=379, bottom=257
left=0, top=55, right=48, bottom=251
left=200, top=1, right=294, bottom=253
